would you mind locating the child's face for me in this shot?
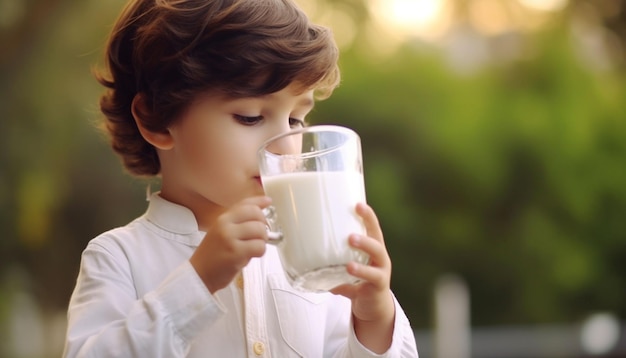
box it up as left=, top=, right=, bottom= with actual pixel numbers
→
left=159, top=82, right=315, bottom=211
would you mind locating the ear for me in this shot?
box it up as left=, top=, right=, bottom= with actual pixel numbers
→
left=131, top=93, right=174, bottom=150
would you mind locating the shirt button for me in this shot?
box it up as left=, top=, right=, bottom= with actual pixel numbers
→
left=236, top=274, right=244, bottom=289
left=253, top=341, right=265, bottom=356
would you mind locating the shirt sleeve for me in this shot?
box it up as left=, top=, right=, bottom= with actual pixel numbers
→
left=63, top=242, right=225, bottom=358
left=344, top=293, right=419, bottom=358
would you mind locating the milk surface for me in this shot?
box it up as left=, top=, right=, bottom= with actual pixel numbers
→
left=262, top=171, right=367, bottom=283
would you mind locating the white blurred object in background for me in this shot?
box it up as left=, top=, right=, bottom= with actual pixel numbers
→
left=580, top=312, right=620, bottom=355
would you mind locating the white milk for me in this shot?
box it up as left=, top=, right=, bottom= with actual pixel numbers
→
left=262, top=171, right=368, bottom=290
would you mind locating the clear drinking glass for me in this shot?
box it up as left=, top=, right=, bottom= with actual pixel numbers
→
left=258, top=125, right=369, bottom=292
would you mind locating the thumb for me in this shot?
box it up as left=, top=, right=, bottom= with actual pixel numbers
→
left=330, top=283, right=356, bottom=300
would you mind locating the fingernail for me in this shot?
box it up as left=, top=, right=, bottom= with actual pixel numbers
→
left=347, top=262, right=358, bottom=274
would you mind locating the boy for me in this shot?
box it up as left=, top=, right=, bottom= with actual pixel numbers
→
left=63, top=0, right=419, bottom=356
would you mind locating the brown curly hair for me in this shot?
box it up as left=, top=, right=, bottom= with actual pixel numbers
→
left=96, top=0, right=340, bottom=176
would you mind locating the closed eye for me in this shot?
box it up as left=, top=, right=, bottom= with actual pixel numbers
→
left=234, top=114, right=305, bottom=128
left=234, top=114, right=263, bottom=126
left=289, top=117, right=305, bottom=128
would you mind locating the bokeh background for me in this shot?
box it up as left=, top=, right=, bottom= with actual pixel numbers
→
left=1, top=0, right=625, bottom=357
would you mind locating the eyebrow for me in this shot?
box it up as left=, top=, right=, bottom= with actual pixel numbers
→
left=257, top=92, right=315, bottom=110
left=252, top=88, right=317, bottom=112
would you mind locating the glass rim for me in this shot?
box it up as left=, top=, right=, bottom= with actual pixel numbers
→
left=257, top=125, right=358, bottom=160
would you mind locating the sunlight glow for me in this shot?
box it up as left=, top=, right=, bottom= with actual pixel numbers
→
left=469, top=0, right=512, bottom=36
left=390, top=0, right=440, bottom=27
left=518, top=0, right=568, bottom=12
left=353, top=0, right=573, bottom=59
left=370, top=0, right=451, bottom=40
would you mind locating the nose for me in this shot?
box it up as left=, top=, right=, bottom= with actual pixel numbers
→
left=263, top=117, right=303, bottom=155
left=265, top=130, right=302, bottom=156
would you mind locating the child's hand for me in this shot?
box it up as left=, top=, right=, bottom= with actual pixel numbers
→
left=330, top=203, right=395, bottom=353
left=190, top=196, right=272, bottom=294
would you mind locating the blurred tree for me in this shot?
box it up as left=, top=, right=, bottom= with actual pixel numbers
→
left=0, top=0, right=65, bottom=69
left=311, top=0, right=626, bottom=326
left=0, top=0, right=146, bottom=316
left=573, top=0, right=626, bottom=65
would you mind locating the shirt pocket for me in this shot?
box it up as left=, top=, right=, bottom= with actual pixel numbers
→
left=268, top=273, right=330, bottom=356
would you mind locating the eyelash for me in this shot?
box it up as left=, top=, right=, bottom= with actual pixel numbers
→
left=234, top=115, right=305, bottom=128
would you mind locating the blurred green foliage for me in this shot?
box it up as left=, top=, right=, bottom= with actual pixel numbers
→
left=315, top=22, right=626, bottom=326
left=1, top=0, right=625, bottom=339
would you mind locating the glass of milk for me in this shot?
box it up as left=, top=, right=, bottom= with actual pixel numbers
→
left=258, top=125, right=369, bottom=292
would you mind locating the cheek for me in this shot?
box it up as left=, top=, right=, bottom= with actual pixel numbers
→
left=171, top=121, right=263, bottom=177
left=168, top=124, right=219, bottom=177
left=176, top=131, right=211, bottom=164
left=176, top=132, right=245, bottom=176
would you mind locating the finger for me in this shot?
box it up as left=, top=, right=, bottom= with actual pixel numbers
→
left=356, top=203, right=384, bottom=243
left=349, top=234, right=391, bottom=269
left=239, top=195, right=273, bottom=208
left=240, top=239, right=267, bottom=258
left=231, top=222, right=268, bottom=257
left=346, top=261, right=388, bottom=289
left=330, top=283, right=357, bottom=299
left=231, top=221, right=267, bottom=239
left=229, top=199, right=272, bottom=224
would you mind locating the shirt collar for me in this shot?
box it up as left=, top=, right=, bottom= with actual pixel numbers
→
left=145, top=192, right=201, bottom=236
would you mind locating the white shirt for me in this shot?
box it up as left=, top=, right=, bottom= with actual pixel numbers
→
left=63, top=193, right=418, bottom=357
